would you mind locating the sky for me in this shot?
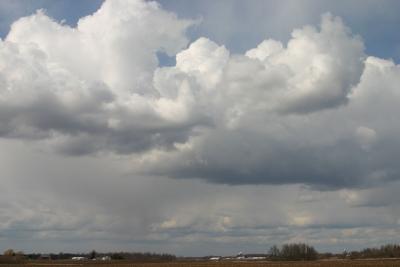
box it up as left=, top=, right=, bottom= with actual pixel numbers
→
left=1, top=0, right=400, bottom=257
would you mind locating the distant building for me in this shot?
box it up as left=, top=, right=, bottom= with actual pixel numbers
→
left=245, top=256, right=266, bottom=260
left=39, top=254, right=51, bottom=260
left=236, top=252, right=245, bottom=260
left=101, top=256, right=111, bottom=261
left=71, top=256, right=87, bottom=261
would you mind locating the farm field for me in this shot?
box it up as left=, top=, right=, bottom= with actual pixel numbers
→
left=1, top=260, right=400, bottom=267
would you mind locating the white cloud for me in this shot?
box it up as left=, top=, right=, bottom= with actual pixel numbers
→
left=5, top=0, right=400, bottom=190
left=0, top=0, right=399, bottom=191
left=138, top=19, right=400, bottom=188
left=244, top=14, right=365, bottom=113
left=0, top=0, right=199, bottom=154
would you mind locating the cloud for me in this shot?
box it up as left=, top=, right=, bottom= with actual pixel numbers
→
left=143, top=52, right=400, bottom=188
left=0, top=0, right=201, bottom=155
left=3, top=137, right=400, bottom=255
left=3, top=0, right=400, bottom=257
left=245, top=14, right=364, bottom=113
left=0, top=0, right=400, bottom=191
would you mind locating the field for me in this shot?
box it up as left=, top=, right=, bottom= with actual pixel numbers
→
left=1, top=260, right=400, bottom=267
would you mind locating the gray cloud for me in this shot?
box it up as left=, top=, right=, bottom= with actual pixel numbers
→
left=0, top=1, right=398, bottom=190
left=0, top=1, right=206, bottom=155
left=2, top=140, right=400, bottom=255
left=135, top=24, right=400, bottom=188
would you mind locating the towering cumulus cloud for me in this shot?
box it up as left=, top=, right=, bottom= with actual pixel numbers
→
left=0, top=0, right=195, bottom=154
left=1, top=0, right=400, bottom=189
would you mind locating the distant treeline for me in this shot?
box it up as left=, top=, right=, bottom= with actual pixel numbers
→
left=105, top=252, right=176, bottom=261
left=4, top=243, right=400, bottom=262
left=3, top=249, right=175, bottom=262
left=268, top=243, right=400, bottom=261
left=269, top=243, right=318, bottom=261
left=347, top=244, right=400, bottom=259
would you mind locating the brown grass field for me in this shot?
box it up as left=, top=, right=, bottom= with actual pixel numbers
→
left=2, top=260, right=400, bottom=267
